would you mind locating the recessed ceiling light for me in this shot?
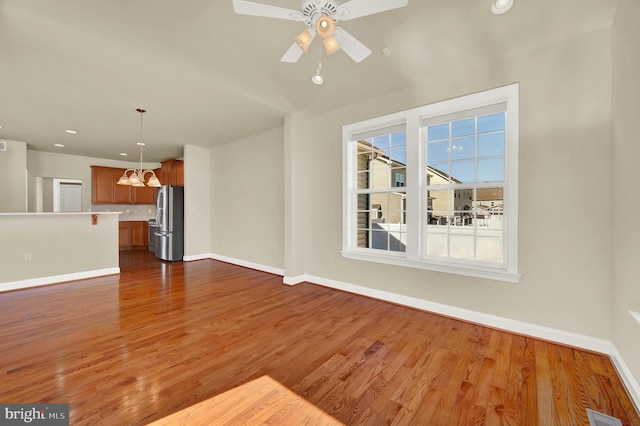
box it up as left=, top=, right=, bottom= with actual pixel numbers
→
left=54, top=144, right=64, bottom=147
left=120, top=153, right=128, bottom=156
left=65, top=129, right=77, bottom=134
left=492, top=0, right=513, bottom=14
left=136, top=142, right=145, bottom=146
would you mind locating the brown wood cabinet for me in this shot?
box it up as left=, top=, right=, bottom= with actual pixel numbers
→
left=92, top=166, right=118, bottom=204
left=119, top=221, right=148, bottom=250
left=118, top=222, right=132, bottom=250
left=157, top=159, right=184, bottom=186
left=92, top=165, right=157, bottom=205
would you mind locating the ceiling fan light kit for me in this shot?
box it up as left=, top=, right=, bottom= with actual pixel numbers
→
left=491, top=0, right=514, bottom=15
left=233, top=0, right=409, bottom=68
left=295, top=29, right=314, bottom=52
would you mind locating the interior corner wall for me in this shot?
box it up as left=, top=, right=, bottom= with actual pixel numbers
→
left=0, top=140, right=27, bottom=212
left=210, top=127, right=285, bottom=270
left=184, top=144, right=211, bottom=257
left=612, top=0, right=640, bottom=385
left=299, top=28, right=613, bottom=339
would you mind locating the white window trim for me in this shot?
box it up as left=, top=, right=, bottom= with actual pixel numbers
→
left=342, top=84, right=520, bottom=283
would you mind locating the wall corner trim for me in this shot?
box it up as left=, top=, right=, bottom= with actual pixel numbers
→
left=283, top=275, right=310, bottom=286
left=206, top=253, right=285, bottom=277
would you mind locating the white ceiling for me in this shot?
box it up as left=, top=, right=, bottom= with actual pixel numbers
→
left=0, top=0, right=617, bottom=162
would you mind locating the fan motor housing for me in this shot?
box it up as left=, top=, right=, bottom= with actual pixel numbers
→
left=301, top=0, right=338, bottom=26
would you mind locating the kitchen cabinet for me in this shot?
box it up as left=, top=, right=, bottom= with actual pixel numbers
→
left=92, top=165, right=157, bottom=205
left=92, top=166, right=118, bottom=204
left=131, top=184, right=156, bottom=204
left=119, top=221, right=148, bottom=250
left=157, top=159, right=184, bottom=186
left=119, top=222, right=132, bottom=250
left=113, top=168, right=132, bottom=204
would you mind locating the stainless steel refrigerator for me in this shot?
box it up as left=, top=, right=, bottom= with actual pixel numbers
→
left=155, top=185, right=184, bottom=261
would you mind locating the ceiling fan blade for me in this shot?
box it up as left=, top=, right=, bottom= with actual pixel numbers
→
left=334, top=27, right=372, bottom=63
left=233, top=0, right=305, bottom=21
left=280, top=42, right=305, bottom=63
left=336, top=0, right=408, bottom=21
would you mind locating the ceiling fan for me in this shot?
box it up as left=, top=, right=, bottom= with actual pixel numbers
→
left=232, top=0, right=408, bottom=63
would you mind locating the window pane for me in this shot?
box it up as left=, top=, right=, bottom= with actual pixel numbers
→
left=427, top=140, right=449, bottom=163
left=371, top=229, right=388, bottom=250
left=428, top=123, right=449, bottom=141
left=451, top=160, right=474, bottom=183
left=450, top=136, right=475, bottom=161
left=453, top=188, right=473, bottom=211
left=451, top=118, right=475, bottom=137
left=477, top=158, right=505, bottom=182
left=371, top=166, right=390, bottom=188
left=478, top=133, right=505, bottom=158
left=390, top=234, right=406, bottom=252
left=392, top=168, right=406, bottom=187
left=427, top=164, right=451, bottom=185
left=425, top=210, right=448, bottom=257
left=391, top=132, right=406, bottom=147
left=357, top=152, right=370, bottom=172
left=450, top=234, right=474, bottom=260
left=428, top=189, right=451, bottom=212
left=357, top=212, right=369, bottom=228
left=372, top=135, right=390, bottom=151
left=357, top=194, right=370, bottom=211
left=390, top=146, right=406, bottom=164
left=478, top=112, right=505, bottom=134
left=475, top=187, right=504, bottom=212
left=357, top=230, right=369, bottom=248
left=357, top=171, right=369, bottom=189
left=476, top=235, right=503, bottom=263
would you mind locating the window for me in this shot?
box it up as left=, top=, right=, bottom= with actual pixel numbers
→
left=342, top=84, right=520, bottom=282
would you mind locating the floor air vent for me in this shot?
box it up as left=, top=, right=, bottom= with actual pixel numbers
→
left=0, top=141, right=6, bottom=151
left=586, top=408, right=623, bottom=426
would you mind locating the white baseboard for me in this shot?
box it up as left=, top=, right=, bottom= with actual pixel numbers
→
left=205, top=253, right=285, bottom=277
left=0, top=267, right=120, bottom=293
left=183, top=253, right=212, bottom=262
left=283, top=275, right=307, bottom=286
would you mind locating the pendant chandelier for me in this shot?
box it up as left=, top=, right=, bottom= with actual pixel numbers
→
left=117, top=108, right=161, bottom=188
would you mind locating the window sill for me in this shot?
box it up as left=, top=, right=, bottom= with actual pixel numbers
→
left=341, top=250, right=521, bottom=283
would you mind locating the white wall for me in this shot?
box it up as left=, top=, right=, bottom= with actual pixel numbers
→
left=294, top=28, right=613, bottom=339
left=184, top=144, right=211, bottom=258
left=612, top=0, right=640, bottom=388
left=210, top=127, right=284, bottom=270
left=0, top=140, right=27, bottom=212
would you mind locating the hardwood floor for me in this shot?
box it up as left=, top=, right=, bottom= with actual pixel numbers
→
left=0, top=250, right=638, bottom=425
